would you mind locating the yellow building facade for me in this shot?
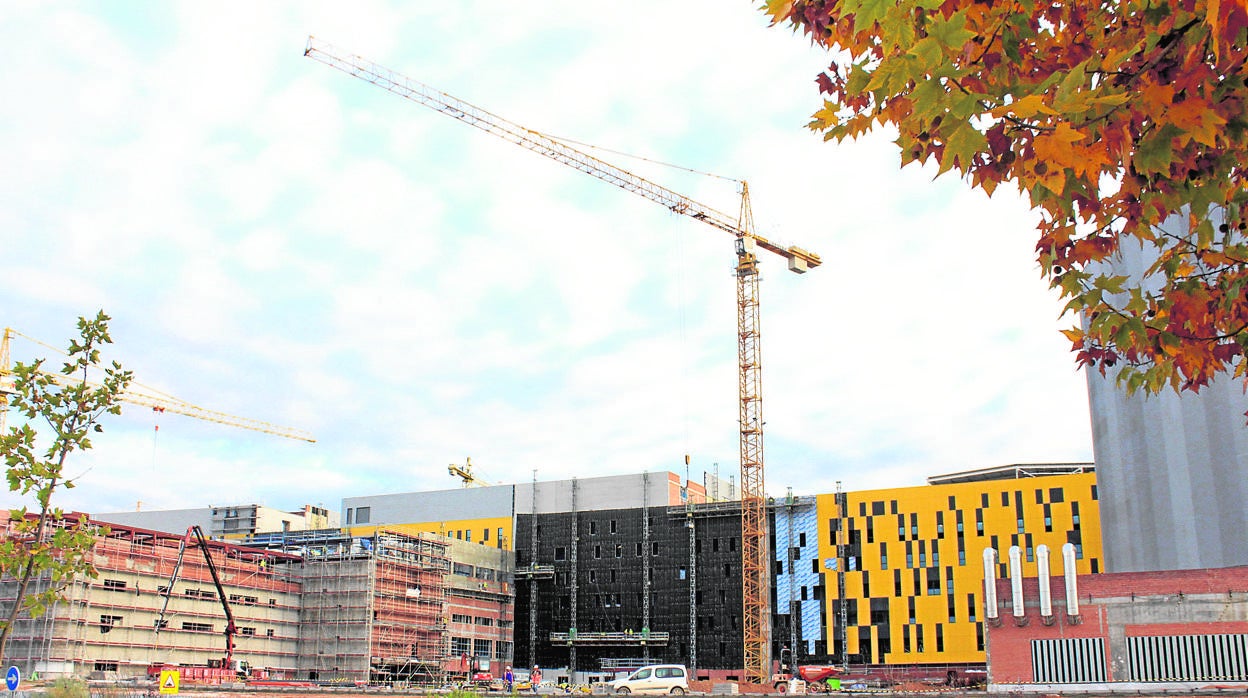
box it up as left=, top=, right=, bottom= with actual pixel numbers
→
left=346, top=515, right=515, bottom=550
left=814, top=467, right=1101, bottom=666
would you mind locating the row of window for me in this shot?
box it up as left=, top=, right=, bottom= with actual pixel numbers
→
left=452, top=563, right=505, bottom=580
left=449, top=614, right=498, bottom=626
left=98, top=616, right=276, bottom=637
left=861, top=487, right=1073, bottom=518
left=447, top=527, right=506, bottom=545
left=449, top=637, right=512, bottom=660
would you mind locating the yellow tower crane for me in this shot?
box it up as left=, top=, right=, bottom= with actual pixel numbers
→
left=448, top=456, right=492, bottom=487
left=304, top=37, right=820, bottom=682
left=1, top=327, right=315, bottom=442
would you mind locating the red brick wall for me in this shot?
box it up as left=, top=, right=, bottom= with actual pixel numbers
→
left=987, top=566, right=1248, bottom=684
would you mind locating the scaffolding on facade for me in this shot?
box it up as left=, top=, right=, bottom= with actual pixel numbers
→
left=278, top=529, right=450, bottom=686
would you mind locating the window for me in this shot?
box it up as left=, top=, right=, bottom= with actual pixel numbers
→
left=652, top=542, right=660, bottom=556
left=610, top=519, right=618, bottom=534
left=355, top=506, right=370, bottom=524
left=475, top=617, right=494, bottom=626
left=589, top=570, right=597, bottom=583
left=346, top=508, right=353, bottom=525
left=453, top=562, right=473, bottom=576
left=465, top=529, right=472, bottom=542
left=267, top=629, right=275, bottom=637
left=154, top=619, right=168, bottom=630
left=451, top=637, right=471, bottom=655
left=590, top=521, right=598, bottom=535
left=594, top=545, right=602, bottom=559
left=99, top=615, right=122, bottom=633
left=555, top=547, right=566, bottom=561
left=616, top=545, right=623, bottom=558
left=182, top=622, right=213, bottom=633
left=452, top=614, right=472, bottom=624
left=679, top=566, right=687, bottom=580
left=103, top=579, right=127, bottom=591
left=240, top=627, right=256, bottom=636
left=94, top=662, right=119, bottom=672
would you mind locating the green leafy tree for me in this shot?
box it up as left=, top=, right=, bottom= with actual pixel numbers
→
left=0, top=312, right=132, bottom=661
left=764, top=0, right=1248, bottom=399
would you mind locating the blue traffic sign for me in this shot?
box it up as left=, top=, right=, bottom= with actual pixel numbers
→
left=5, top=665, right=19, bottom=692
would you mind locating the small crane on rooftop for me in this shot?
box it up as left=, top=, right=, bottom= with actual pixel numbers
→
left=449, top=456, right=491, bottom=487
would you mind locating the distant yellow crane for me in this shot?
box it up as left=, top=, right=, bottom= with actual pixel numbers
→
left=448, top=456, right=491, bottom=487
left=305, top=37, right=820, bottom=682
left=0, top=327, right=315, bottom=442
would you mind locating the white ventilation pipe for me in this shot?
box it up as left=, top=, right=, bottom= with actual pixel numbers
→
left=982, top=548, right=999, bottom=621
left=1062, top=542, right=1080, bottom=617
left=1009, top=545, right=1025, bottom=619
left=1036, top=544, right=1053, bottom=621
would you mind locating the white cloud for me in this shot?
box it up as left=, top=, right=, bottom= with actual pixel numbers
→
left=0, top=1, right=1093, bottom=516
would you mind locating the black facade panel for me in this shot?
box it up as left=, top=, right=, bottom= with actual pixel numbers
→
left=515, top=506, right=746, bottom=673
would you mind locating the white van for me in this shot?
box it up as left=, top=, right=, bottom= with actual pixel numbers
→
left=610, top=665, right=689, bottom=695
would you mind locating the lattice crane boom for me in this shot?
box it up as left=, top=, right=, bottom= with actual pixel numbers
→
left=1, top=327, right=315, bottom=443
left=305, top=37, right=818, bottom=682
left=448, top=456, right=491, bottom=487
left=303, top=38, right=820, bottom=273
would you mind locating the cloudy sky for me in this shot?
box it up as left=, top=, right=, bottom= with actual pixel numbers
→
left=1, top=2, right=1093, bottom=516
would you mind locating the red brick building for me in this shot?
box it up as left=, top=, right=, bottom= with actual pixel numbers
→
left=987, top=566, right=1248, bottom=688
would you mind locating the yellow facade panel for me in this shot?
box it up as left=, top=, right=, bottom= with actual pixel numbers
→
left=815, top=472, right=1100, bottom=665
left=348, top=515, right=514, bottom=550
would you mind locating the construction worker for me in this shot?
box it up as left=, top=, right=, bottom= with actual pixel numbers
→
left=531, top=666, right=542, bottom=693
left=505, top=666, right=514, bottom=693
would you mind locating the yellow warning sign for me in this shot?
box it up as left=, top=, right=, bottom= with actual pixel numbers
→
left=159, top=670, right=180, bottom=695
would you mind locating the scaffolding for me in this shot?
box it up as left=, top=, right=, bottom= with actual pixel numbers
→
left=271, top=528, right=450, bottom=686
left=0, top=515, right=303, bottom=680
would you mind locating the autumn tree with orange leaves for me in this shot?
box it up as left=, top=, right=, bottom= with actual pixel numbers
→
left=765, top=0, right=1248, bottom=399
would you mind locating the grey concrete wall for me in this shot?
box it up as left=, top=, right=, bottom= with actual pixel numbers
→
left=1085, top=231, right=1248, bottom=572
left=95, top=507, right=212, bottom=535
left=343, top=484, right=516, bottom=525
left=514, top=472, right=675, bottom=514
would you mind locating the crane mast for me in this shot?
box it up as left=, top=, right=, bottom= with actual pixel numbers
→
left=305, top=37, right=820, bottom=683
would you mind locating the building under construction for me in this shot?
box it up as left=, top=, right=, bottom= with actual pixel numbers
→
left=510, top=473, right=751, bottom=682
left=0, top=512, right=303, bottom=681
left=244, top=528, right=452, bottom=685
